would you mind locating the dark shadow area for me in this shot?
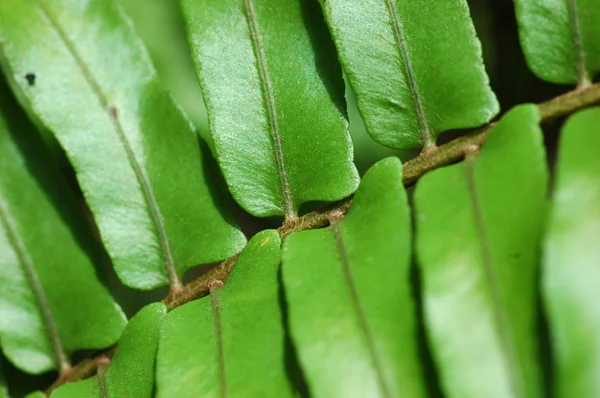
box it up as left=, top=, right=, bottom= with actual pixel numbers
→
left=298, top=0, right=347, bottom=117
left=277, top=265, right=311, bottom=397
left=1, top=354, right=55, bottom=398
left=408, top=210, right=445, bottom=398
left=536, top=261, right=555, bottom=398
left=0, top=76, right=111, bottom=284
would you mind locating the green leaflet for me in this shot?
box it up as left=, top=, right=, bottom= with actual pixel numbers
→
left=318, top=0, right=499, bottom=149
left=543, top=108, right=600, bottom=397
left=514, top=0, right=600, bottom=85
left=156, top=230, right=294, bottom=398
left=0, top=80, right=126, bottom=374
left=282, top=158, right=426, bottom=398
left=415, top=105, right=548, bottom=398
left=51, top=303, right=166, bottom=398
left=0, top=0, right=246, bottom=291
left=182, top=0, right=359, bottom=220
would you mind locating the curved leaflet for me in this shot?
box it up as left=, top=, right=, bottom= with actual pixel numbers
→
left=0, top=0, right=246, bottom=291
left=415, top=105, right=548, bottom=398
left=318, top=0, right=499, bottom=149
left=182, top=0, right=359, bottom=219
left=282, top=158, right=426, bottom=398
left=0, top=80, right=126, bottom=374
left=514, top=0, right=600, bottom=85
left=543, top=107, right=600, bottom=397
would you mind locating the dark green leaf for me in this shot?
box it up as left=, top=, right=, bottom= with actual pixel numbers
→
left=156, top=230, right=293, bottom=397
left=0, top=0, right=246, bottom=291
left=51, top=303, right=166, bottom=398
left=514, top=0, right=600, bottom=85
left=0, top=366, right=6, bottom=398
left=318, top=0, right=499, bottom=149
left=414, top=105, right=548, bottom=398
left=182, top=0, right=359, bottom=220
left=282, top=157, right=426, bottom=398
left=0, top=80, right=126, bottom=374
left=543, top=107, right=600, bottom=397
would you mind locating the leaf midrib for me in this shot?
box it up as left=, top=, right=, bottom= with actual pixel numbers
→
left=330, top=221, right=391, bottom=398
left=244, top=0, right=296, bottom=220
left=33, top=0, right=181, bottom=291
left=464, top=157, right=524, bottom=397
left=210, top=290, right=227, bottom=398
left=567, top=0, right=590, bottom=86
left=384, top=0, right=433, bottom=148
left=0, top=197, right=69, bottom=372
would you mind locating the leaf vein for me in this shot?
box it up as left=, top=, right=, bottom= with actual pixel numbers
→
left=244, top=0, right=296, bottom=220
left=567, top=0, right=590, bottom=86
left=384, top=0, right=433, bottom=147
left=331, top=221, right=390, bottom=397
left=464, top=157, right=524, bottom=398
left=0, top=197, right=69, bottom=372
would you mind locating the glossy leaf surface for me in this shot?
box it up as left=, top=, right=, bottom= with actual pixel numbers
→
left=156, top=230, right=293, bottom=397
left=0, top=0, right=246, bottom=291
left=543, top=107, right=600, bottom=397
left=319, top=0, right=498, bottom=149
left=182, top=0, right=359, bottom=219
left=514, top=0, right=600, bottom=84
left=282, top=157, right=426, bottom=398
left=0, top=81, right=126, bottom=374
left=52, top=303, right=166, bottom=398
left=415, top=105, right=548, bottom=398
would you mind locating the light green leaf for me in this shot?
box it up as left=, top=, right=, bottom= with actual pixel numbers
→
left=24, top=393, right=44, bottom=398
left=0, top=80, right=126, bottom=375
left=156, top=230, right=294, bottom=397
left=0, top=0, right=246, bottom=291
left=514, top=0, right=600, bottom=85
left=543, top=107, right=600, bottom=397
left=182, top=0, right=359, bottom=220
left=282, top=157, right=426, bottom=398
left=414, top=104, right=548, bottom=398
left=318, top=0, right=499, bottom=149
left=51, top=303, right=166, bottom=398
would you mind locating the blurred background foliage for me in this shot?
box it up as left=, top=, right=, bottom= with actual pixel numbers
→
left=0, top=0, right=572, bottom=395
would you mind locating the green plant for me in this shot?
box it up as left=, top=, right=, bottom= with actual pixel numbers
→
left=0, top=0, right=598, bottom=396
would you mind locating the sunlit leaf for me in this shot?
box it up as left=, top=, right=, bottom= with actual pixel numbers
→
left=415, top=104, right=548, bottom=398
left=0, top=80, right=126, bottom=374
left=51, top=303, right=166, bottom=398
left=282, top=157, right=426, bottom=397
left=318, top=0, right=499, bottom=149
left=514, top=0, right=600, bottom=85
left=543, top=107, right=600, bottom=397
left=156, top=230, right=294, bottom=397
left=182, top=0, right=359, bottom=220
left=0, top=0, right=246, bottom=291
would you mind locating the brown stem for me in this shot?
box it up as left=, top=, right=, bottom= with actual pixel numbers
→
left=46, top=82, right=600, bottom=394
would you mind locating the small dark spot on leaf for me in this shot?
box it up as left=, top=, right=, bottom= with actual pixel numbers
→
left=25, top=73, right=36, bottom=86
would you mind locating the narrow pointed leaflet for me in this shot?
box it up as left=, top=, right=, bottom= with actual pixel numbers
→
left=282, top=158, right=427, bottom=398
left=0, top=0, right=246, bottom=291
left=318, top=0, right=499, bottom=149
left=543, top=107, right=600, bottom=398
left=415, top=105, right=548, bottom=398
left=51, top=303, right=166, bottom=398
left=182, top=0, right=359, bottom=219
left=156, top=230, right=294, bottom=397
left=514, top=0, right=600, bottom=85
left=0, top=80, right=126, bottom=375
